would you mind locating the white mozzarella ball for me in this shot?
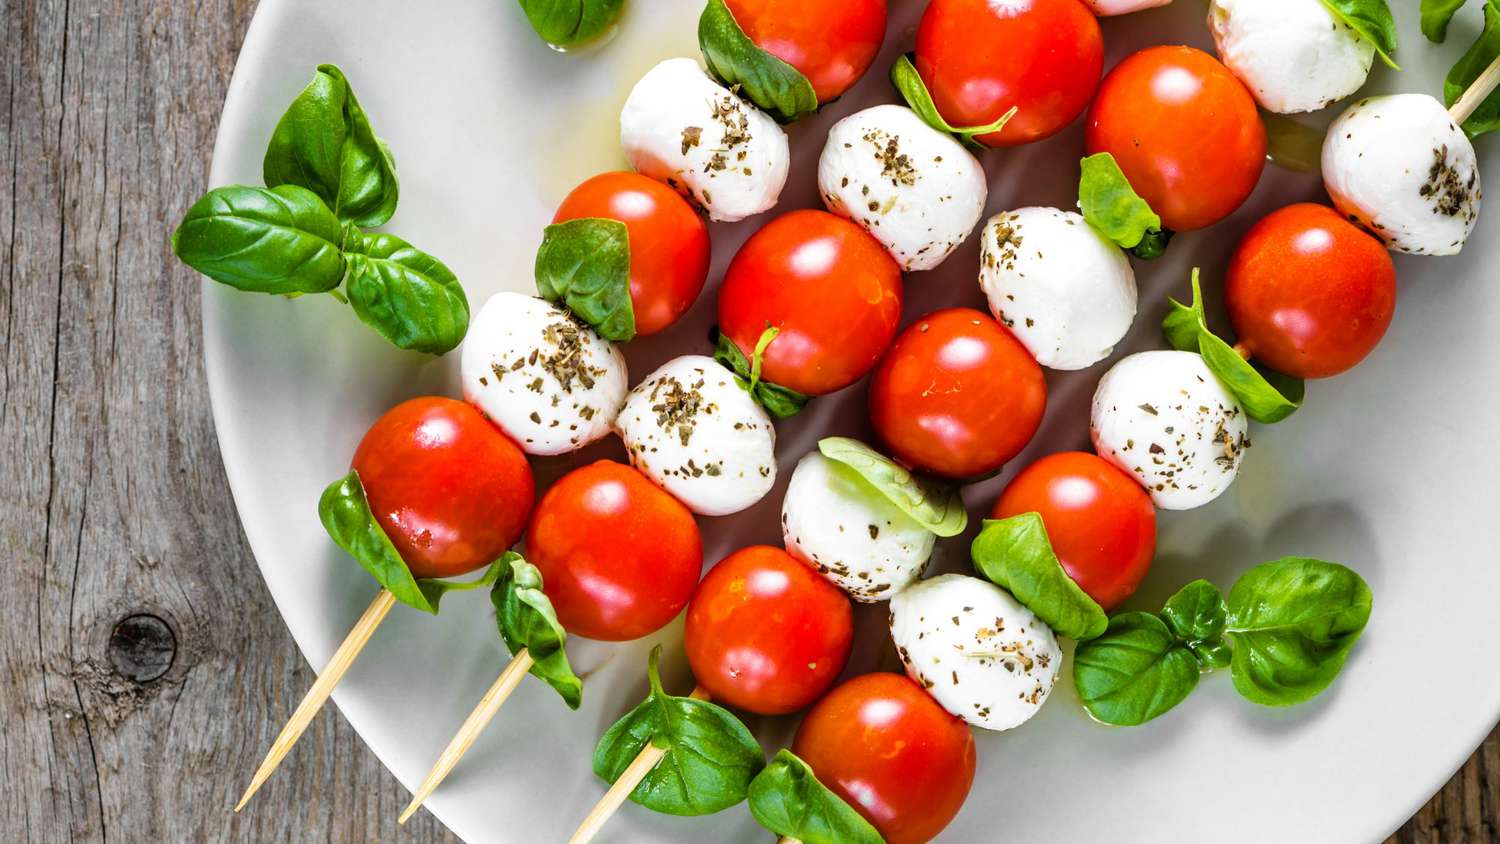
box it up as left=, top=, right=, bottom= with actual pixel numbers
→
left=1090, top=350, right=1249, bottom=510
left=818, top=105, right=987, bottom=271
left=978, top=208, right=1137, bottom=371
left=889, top=574, right=1062, bottom=731
left=616, top=355, right=775, bottom=516
left=1208, top=0, right=1373, bottom=114
left=461, top=292, right=627, bottom=455
left=781, top=451, right=935, bottom=602
left=1084, top=0, right=1172, bottom=14
left=1323, top=94, right=1481, bottom=256
left=620, top=58, right=790, bottom=223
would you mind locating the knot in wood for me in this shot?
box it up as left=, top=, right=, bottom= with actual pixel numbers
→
left=107, top=613, right=177, bottom=684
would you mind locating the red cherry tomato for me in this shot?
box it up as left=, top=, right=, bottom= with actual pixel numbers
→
left=869, top=308, right=1046, bottom=480
left=1086, top=46, right=1266, bottom=232
left=525, top=460, right=701, bottom=641
left=724, top=0, right=887, bottom=103
left=993, top=452, right=1157, bottom=611
left=1226, top=203, right=1397, bottom=379
left=351, top=397, right=534, bottom=580
left=915, top=0, right=1103, bottom=147
left=792, top=673, right=976, bottom=844
left=553, top=172, right=711, bottom=336
left=718, top=209, right=903, bottom=396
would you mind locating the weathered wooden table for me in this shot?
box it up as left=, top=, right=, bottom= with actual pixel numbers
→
left=1, top=1, right=1494, bottom=840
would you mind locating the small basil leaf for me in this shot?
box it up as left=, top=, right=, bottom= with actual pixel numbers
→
left=1225, top=557, right=1373, bottom=707
left=889, top=54, right=1016, bottom=150
left=1073, top=612, right=1202, bottom=726
left=1424, top=0, right=1470, bottom=42
left=1189, top=639, right=1234, bottom=670
left=817, top=437, right=967, bottom=537
left=592, top=646, right=765, bottom=816
left=699, top=0, right=818, bottom=123
left=492, top=553, right=582, bottom=709
left=1129, top=229, right=1174, bottom=260
left=1320, top=0, right=1400, bottom=68
left=1161, top=579, right=1228, bottom=644
left=263, top=64, right=399, bottom=228
left=971, top=514, right=1108, bottom=641
left=1445, top=0, right=1500, bottom=137
left=711, top=327, right=810, bottom=419
left=1262, top=112, right=1325, bottom=174
left=345, top=231, right=470, bottom=354
left=534, top=218, right=634, bottom=342
left=517, top=0, right=624, bottom=48
left=172, top=184, right=346, bottom=295
left=1078, top=152, right=1165, bottom=253
left=747, top=750, right=883, bottom=844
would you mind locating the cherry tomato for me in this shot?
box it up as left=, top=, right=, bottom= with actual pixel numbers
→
left=718, top=209, right=903, bottom=396
left=915, top=0, right=1103, bottom=147
left=993, top=452, right=1156, bottom=610
left=792, top=673, right=976, bottom=844
left=525, top=460, right=701, bottom=641
left=553, top=172, right=711, bottom=336
left=1085, top=46, right=1266, bottom=232
left=724, top=0, right=887, bottom=103
left=869, top=308, right=1046, bottom=480
left=351, top=397, right=534, bottom=580
left=1226, top=203, right=1397, bottom=379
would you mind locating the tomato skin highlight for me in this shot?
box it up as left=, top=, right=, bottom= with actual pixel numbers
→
left=1226, top=203, right=1397, bottom=379
left=993, top=451, right=1157, bottom=611
left=684, top=546, right=854, bottom=715
left=553, top=171, right=711, bottom=337
left=1085, top=46, right=1267, bottom=232
left=869, top=308, right=1047, bottom=480
left=524, top=460, right=702, bottom=641
left=351, top=397, right=535, bottom=580
left=792, top=673, right=976, bottom=844
left=718, top=209, right=904, bottom=396
left=724, top=0, right=887, bottom=103
left=915, top=0, right=1103, bottom=147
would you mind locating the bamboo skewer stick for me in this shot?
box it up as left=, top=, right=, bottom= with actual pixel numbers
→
left=235, top=588, right=398, bottom=811
left=1450, top=52, right=1500, bottom=126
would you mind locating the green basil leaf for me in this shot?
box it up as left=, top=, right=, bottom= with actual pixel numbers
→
left=1078, top=152, right=1165, bottom=253
left=592, top=646, right=765, bottom=816
left=699, top=0, right=819, bottom=123
left=748, top=750, right=883, bottom=844
left=1445, top=0, right=1500, bottom=137
left=1424, top=0, right=1470, bottom=42
left=889, top=54, right=1017, bottom=150
left=172, top=184, right=346, bottom=295
left=492, top=554, right=582, bottom=709
left=1320, top=0, right=1400, bottom=68
left=517, top=0, right=624, bottom=48
left=1189, top=639, right=1234, bottom=670
left=263, top=65, right=399, bottom=228
left=712, top=327, right=810, bottom=419
left=1225, top=557, right=1373, bottom=706
left=1073, top=611, right=1202, bottom=726
left=816, top=437, right=966, bottom=537
left=344, top=231, right=470, bottom=354
left=1161, top=579, right=1228, bottom=644
left=534, top=218, right=634, bottom=342
left=971, top=514, right=1108, bottom=641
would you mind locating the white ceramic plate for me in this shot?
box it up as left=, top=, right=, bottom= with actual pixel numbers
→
left=204, top=2, right=1500, bottom=841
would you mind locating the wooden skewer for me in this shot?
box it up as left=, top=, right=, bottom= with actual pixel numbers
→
left=1450, top=52, right=1500, bottom=126
left=235, top=588, right=397, bottom=811
left=398, top=649, right=536, bottom=824
left=568, top=686, right=712, bottom=844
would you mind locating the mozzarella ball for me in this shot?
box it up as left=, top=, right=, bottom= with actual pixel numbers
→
left=1208, top=0, right=1373, bottom=114
left=781, top=451, right=935, bottom=602
left=889, top=574, right=1062, bottom=731
left=1090, top=350, right=1249, bottom=510
left=818, top=105, right=987, bottom=272
left=1323, top=94, right=1481, bottom=256
left=1084, top=0, right=1172, bottom=14
left=461, top=292, right=627, bottom=455
left=616, top=355, right=775, bottom=516
left=620, top=58, right=790, bottom=223
left=978, top=208, right=1137, bottom=371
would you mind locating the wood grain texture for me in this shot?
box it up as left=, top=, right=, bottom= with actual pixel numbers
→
left=0, top=0, right=1490, bottom=842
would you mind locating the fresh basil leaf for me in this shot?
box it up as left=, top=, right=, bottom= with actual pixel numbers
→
left=889, top=54, right=1016, bottom=150
left=534, top=218, right=634, bottom=342
left=492, top=554, right=582, bottom=709
left=971, top=514, right=1108, bottom=641
left=1078, top=153, right=1165, bottom=253
left=344, top=231, right=470, bottom=354
left=172, top=184, right=346, bottom=295
left=263, top=65, right=399, bottom=228
left=1320, top=0, right=1400, bottom=68
left=1189, top=639, right=1233, bottom=670
left=1424, top=0, right=1470, bottom=42
left=592, top=646, right=765, bottom=816
left=747, top=750, right=883, bottom=844
left=1445, top=0, right=1500, bottom=137
left=712, top=327, right=810, bottom=419
left=517, top=0, right=624, bottom=48
left=1073, top=612, right=1202, bottom=726
left=817, top=437, right=966, bottom=537
left=699, top=0, right=818, bottom=123
left=1161, top=579, right=1228, bottom=644
left=1225, top=557, right=1372, bottom=706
